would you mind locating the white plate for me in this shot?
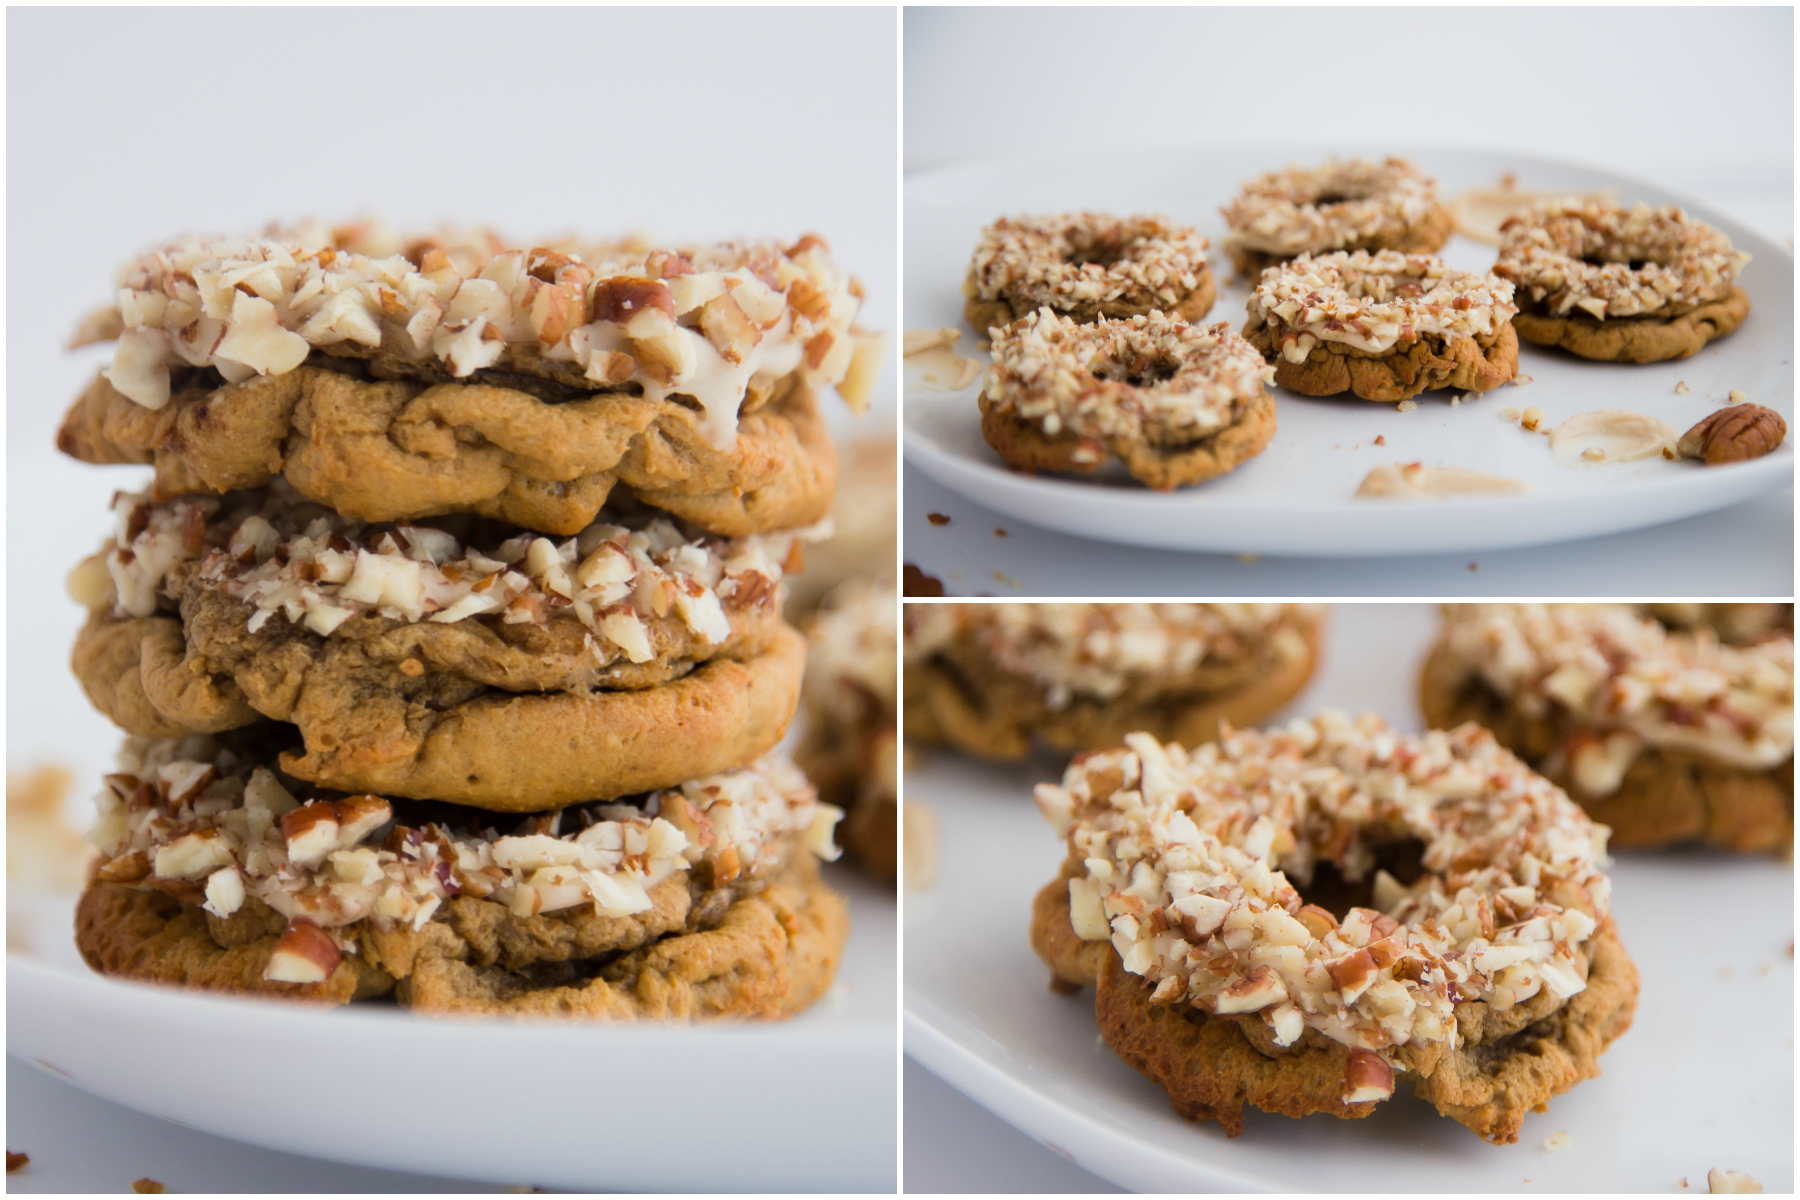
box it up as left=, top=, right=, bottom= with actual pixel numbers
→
left=8, top=863, right=895, bottom=1193
left=903, top=148, right=1794, bottom=556
left=902, top=604, right=1794, bottom=1193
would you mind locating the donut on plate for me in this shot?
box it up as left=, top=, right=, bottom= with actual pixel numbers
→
left=1241, top=251, right=1519, bottom=403
left=1493, top=199, right=1752, bottom=363
left=1221, top=158, right=1453, bottom=277
left=905, top=603, right=1320, bottom=760
left=963, top=213, right=1215, bottom=334
left=978, top=309, right=1278, bottom=489
left=1421, top=604, right=1793, bottom=853
left=1030, top=713, right=1638, bottom=1144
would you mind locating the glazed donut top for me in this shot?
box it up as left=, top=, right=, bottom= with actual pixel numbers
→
left=1494, top=199, right=1751, bottom=320
left=76, top=222, right=876, bottom=450
left=1222, top=158, right=1442, bottom=258
left=90, top=734, right=840, bottom=938
left=904, top=603, right=1314, bottom=709
left=1436, top=604, right=1794, bottom=792
left=82, top=482, right=804, bottom=663
left=965, top=213, right=1209, bottom=315
left=1248, top=250, right=1517, bottom=362
left=1035, top=713, right=1612, bottom=1056
left=984, top=309, right=1272, bottom=443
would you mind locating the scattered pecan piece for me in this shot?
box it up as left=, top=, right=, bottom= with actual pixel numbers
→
left=1677, top=404, right=1787, bottom=465
left=6, top=1151, right=28, bottom=1173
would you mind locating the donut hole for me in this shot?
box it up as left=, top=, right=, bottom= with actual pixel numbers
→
left=1296, top=836, right=1427, bottom=920
left=1308, top=187, right=1374, bottom=208
left=1579, top=253, right=1657, bottom=271
left=1091, top=354, right=1181, bottom=388
left=1063, top=230, right=1130, bottom=269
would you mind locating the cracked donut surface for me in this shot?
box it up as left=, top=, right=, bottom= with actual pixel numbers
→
left=978, top=310, right=1278, bottom=489
left=1421, top=604, right=1793, bottom=853
left=76, top=728, right=846, bottom=1018
left=1029, top=712, right=1638, bottom=1143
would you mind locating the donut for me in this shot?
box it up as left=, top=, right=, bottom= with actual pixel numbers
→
left=1494, top=199, right=1752, bottom=363
left=68, top=484, right=811, bottom=807
left=77, top=729, right=847, bottom=1018
left=978, top=310, right=1278, bottom=489
left=1220, top=157, right=1453, bottom=277
left=905, top=603, right=1320, bottom=760
left=1421, top=604, right=1794, bottom=853
left=963, top=213, right=1216, bottom=333
left=1030, top=713, right=1639, bottom=1144
left=797, top=578, right=898, bottom=881
left=1241, top=251, right=1520, bottom=403
left=58, top=225, right=881, bottom=538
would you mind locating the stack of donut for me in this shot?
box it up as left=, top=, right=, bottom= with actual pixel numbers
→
left=62, top=221, right=883, bottom=1018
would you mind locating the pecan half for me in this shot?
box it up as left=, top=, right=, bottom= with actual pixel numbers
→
left=1677, top=404, right=1787, bottom=465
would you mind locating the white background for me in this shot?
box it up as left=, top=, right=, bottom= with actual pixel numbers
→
left=5, top=7, right=896, bottom=1193
left=902, top=6, right=1794, bottom=598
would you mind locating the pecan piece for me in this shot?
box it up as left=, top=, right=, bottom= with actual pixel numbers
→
left=1677, top=404, right=1787, bottom=465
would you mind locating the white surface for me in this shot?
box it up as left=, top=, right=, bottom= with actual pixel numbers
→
left=901, top=5, right=1793, bottom=594
left=902, top=604, right=1795, bottom=1194
left=905, top=1057, right=1121, bottom=1194
left=9, top=861, right=896, bottom=1193
left=5, top=9, right=897, bottom=1191
left=903, top=147, right=1793, bottom=557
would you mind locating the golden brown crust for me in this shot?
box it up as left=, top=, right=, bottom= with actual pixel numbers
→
left=1243, top=318, right=1519, bottom=402
left=904, top=613, right=1319, bottom=761
left=75, top=880, right=393, bottom=1005
left=977, top=389, right=1277, bottom=490
left=275, top=623, right=807, bottom=808
left=1420, top=640, right=1794, bottom=852
left=1226, top=205, right=1454, bottom=278
left=963, top=268, right=1217, bottom=337
left=1035, top=871, right=1639, bottom=1143
left=1509, top=284, right=1750, bottom=363
left=56, top=364, right=837, bottom=538
left=76, top=850, right=846, bottom=1021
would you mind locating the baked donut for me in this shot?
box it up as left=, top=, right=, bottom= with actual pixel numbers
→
left=978, top=310, right=1278, bottom=489
left=905, top=603, right=1320, bottom=760
left=1030, top=714, right=1638, bottom=1144
left=1494, top=199, right=1752, bottom=363
left=963, top=213, right=1216, bottom=333
left=1241, top=251, right=1519, bottom=403
left=797, top=578, right=897, bottom=881
left=1221, top=158, right=1453, bottom=277
left=69, top=484, right=809, bottom=808
left=58, top=225, right=882, bottom=537
left=77, top=729, right=847, bottom=1018
left=1421, top=604, right=1794, bottom=853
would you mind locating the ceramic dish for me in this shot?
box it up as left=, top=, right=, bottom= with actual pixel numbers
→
left=903, top=149, right=1793, bottom=556
left=902, top=604, right=1794, bottom=1192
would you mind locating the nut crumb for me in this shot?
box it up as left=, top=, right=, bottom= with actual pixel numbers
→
left=1676, top=381, right=1691, bottom=394
left=903, top=799, right=939, bottom=891
left=1374, top=435, right=1386, bottom=446
left=1541, top=1131, right=1571, bottom=1151
left=1728, top=389, right=1747, bottom=404
left=132, top=1181, right=167, bottom=1195
left=6, top=1152, right=27, bottom=1173
left=993, top=528, right=1009, bottom=538
left=1396, top=399, right=1418, bottom=413
left=1449, top=395, right=1462, bottom=407
left=925, top=513, right=950, bottom=527
left=1708, top=1168, right=1763, bottom=1193
left=1581, top=447, right=1606, bottom=461
left=1468, top=562, right=1479, bottom=572
left=398, top=658, right=424, bottom=677
left=1513, top=374, right=1534, bottom=386
left=1681, top=1179, right=1690, bottom=1190
left=1236, top=553, right=1260, bottom=563
left=992, top=570, right=1022, bottom=589
left=1521, top=406, right=1545, bottom=432
left=1501, top=406, right=1521, bottom=421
